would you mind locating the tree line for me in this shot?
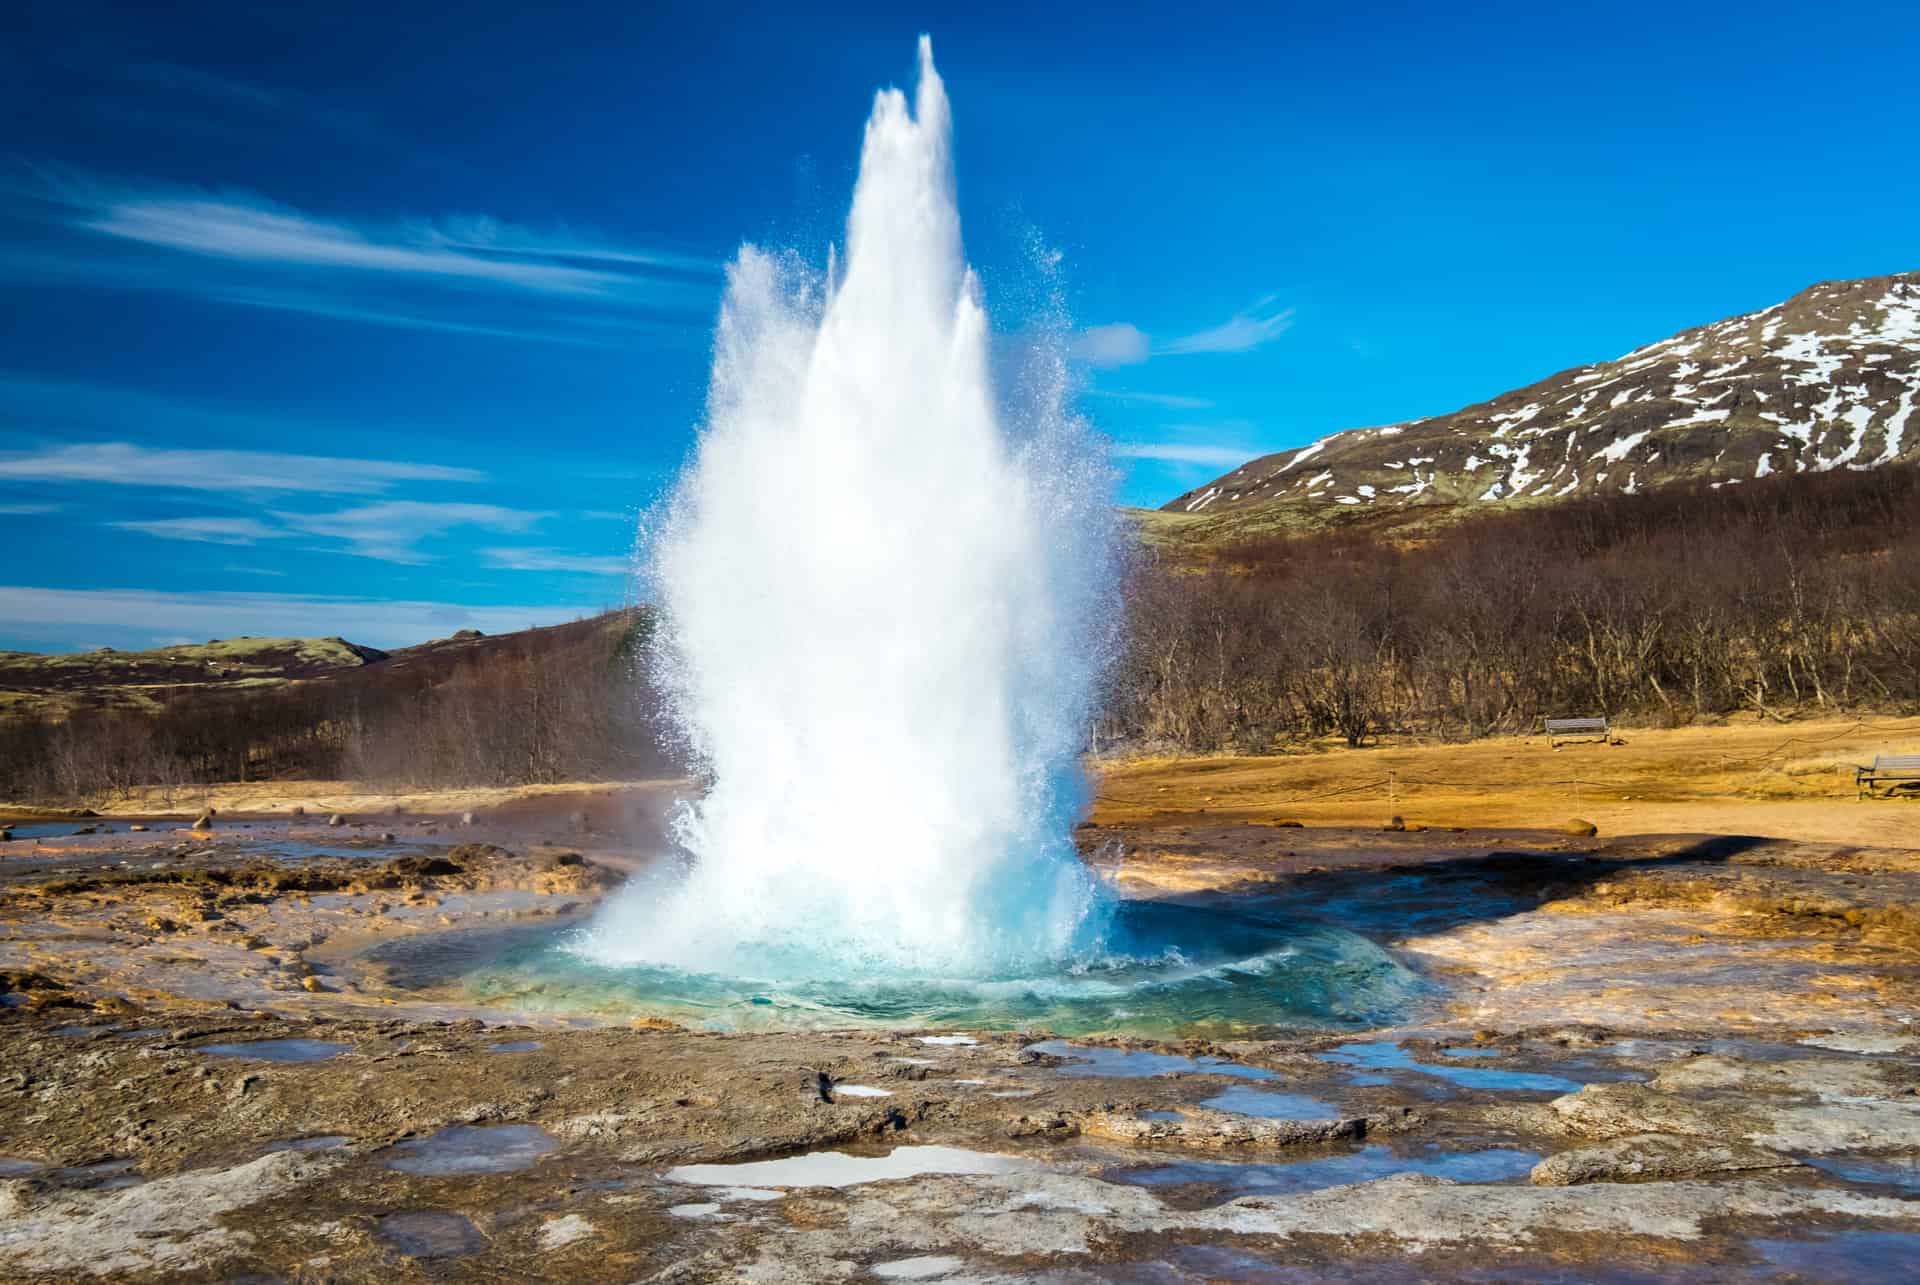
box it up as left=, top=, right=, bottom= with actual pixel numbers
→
left=5, top=463, right=1919, bottom=803
left=1101, top=462, right=1920, bottom=752
left=0, top=611, right=679, bottom=804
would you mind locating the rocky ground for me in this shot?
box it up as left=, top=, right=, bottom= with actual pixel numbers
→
left=2, top=800, right=1917, bottom=1281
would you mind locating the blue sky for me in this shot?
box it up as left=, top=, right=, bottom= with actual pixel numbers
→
left=3, top=1, right=1917, bottom=652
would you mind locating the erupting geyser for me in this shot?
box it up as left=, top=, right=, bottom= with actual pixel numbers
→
left=582, top=38, right=1122, bottom=978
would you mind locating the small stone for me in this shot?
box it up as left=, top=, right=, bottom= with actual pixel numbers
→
left=460, top=811, right=476, bottom=826
left=129, top=824, right=149, bottom=833
left=192, top=810, right=214, bottom=831
left=1269, top=819, right=1305, bottom=828
left=1383, top=815, right=1406, bottom=832
left=290, top=806, right=305, bottom=818
left=328, top=814, right=346, bottom=828
left=301, top=976, right=325, bottom=993
left=1563, top=818, right=1599, bottom=837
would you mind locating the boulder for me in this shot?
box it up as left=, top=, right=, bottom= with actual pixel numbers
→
left=191, top=811, right=214, bottom=831
left=1564, top=818, right=1599, bottom=837
left=1383, top=815, right=1406, bottom=832
left=327, top=814, right=346, bottom=828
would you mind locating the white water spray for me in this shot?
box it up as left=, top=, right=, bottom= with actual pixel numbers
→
left=584, top=38, right=1121, bottom=979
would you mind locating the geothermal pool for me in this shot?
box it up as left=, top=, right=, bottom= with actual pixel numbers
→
left=454, top=899, right=1427, bottom=1035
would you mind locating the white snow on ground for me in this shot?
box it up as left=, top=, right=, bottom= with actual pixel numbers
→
left=1669, top=407, right=1732, bottom=426
left=1275, top=437, right=1332, bottom=475
left=1814, top=403, right=1878, bottom=471
left=1874, top=390, right=1916, bottom=464
left=1595, top=429, right=1652, bottom=464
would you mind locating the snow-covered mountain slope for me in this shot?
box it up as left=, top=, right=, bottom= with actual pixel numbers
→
left=1163, top=272, right=1920, bottom=524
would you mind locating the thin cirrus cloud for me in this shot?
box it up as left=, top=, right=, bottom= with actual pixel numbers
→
left=0, top=441, right=483, bottom=495
left=82, top=196, right=621, bottom=295
left=6, top=173, right=721, bottom=343
left=109, top=516, right=287, bottom=546
left=1082, top=388, right=1216, bottom=410
left=271, top=501, right=546, bottom=565
left=1072, top=299, right=1297, bottom=368
left=480, top=547, right=630, bottom=577
left=1110, top=442, right=1259, bottom=468
left=110, top=500, right=556, bottom=565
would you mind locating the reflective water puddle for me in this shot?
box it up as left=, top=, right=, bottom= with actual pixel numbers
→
left=382, top=1124, right=557, bottom=1176
left=197, top=1039, right=351, bottom=1063
left=377, top=1210, right=488, bottom=1258
left=666, top=1144, right=1030, bottom=1189
left=1198, top=1084, right=1341, bottom=1119
left=1749, top=1230, right=1920, bottom=1284
left=1805, top=1154, right=1920, bottom=1191
left=1025, top=1039, right=1278, bottom=1081
left=1318, top=1041, right=1582, bottom=1093
left=1107, top=1143, right=1542, bottom=1203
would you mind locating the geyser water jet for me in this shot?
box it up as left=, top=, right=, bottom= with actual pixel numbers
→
left=582, top=38, right=1122, bottom=977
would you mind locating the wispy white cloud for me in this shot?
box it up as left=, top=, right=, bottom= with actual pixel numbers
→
left=274, top=500, right=545, bottom=564
left=0, top=502, right=60, bottom=515
left=480, top=547, right=630, bottom=576
left=0, top=585, right=595, bottom=652
left=83, top=196, right=618, bottom=294
left=0, top=442, right=482, bottom=495
left=1070, top=322, right=1150, bottom=368
left=1159, top=299, right=1296, bottom=355
left=1072, top=298, right=1296, bottom=367
left=1083, top=388, right=1215, bottom=410
left=110, top=516, right=286, bottom=545
left=1110, top=442, right=1257, bottom=468
left=3, top=174, right=720, bottom=342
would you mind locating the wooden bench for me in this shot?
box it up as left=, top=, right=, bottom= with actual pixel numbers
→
left=1857, top=753, right=1920, bottom=798
left=1545, top=716, right=1609, bottom=747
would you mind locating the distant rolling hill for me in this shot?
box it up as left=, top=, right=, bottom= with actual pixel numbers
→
left=0, top=612, right=645, bottom=721
left=1161, top=271, right=1920, bottom=540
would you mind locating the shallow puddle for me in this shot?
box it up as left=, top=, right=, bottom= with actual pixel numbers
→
left=197, top=1039, right=350, bottom=1063
left=52, top=1158, right=142, bottom=1190
left=0, top=1157, right=44, bottom=1176
left=665, top=1144, right=1030, bottom=1189
left=1749, top=1230, right=1920, bottom=1283
left=486, top=1040, right=544, bottom=1053
left=382, top=1124, right=557, bottom=1176
left=1198, top=1084, right=1340, bottom=1119
left=1025, top=1039, right=1278, bottom=1081
left=1108, top=1143, right=1542, bottom=1204
left=1805, top=1154, right=1920, bottom=1191
left=377, top=1210, right=489, bottom=1258
left=1319, top=1041, right=1582, bottom=1093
